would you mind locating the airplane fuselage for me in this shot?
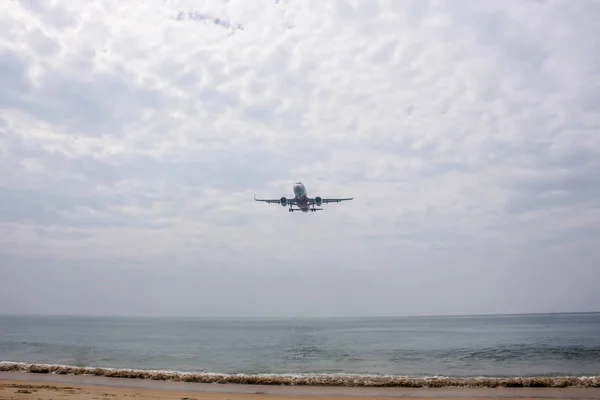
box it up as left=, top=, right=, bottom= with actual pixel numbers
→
left=293, top=182, right=310, bottom=212
left=253, top=181, right=352, bottom=212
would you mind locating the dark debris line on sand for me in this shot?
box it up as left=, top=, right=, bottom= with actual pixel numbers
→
left=1, top=362, right=599, bottom=388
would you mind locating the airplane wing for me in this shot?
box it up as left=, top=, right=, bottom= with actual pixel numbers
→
left=254, top=195, right=296, bottom=204
left=309, top=197, right=353, bottom=204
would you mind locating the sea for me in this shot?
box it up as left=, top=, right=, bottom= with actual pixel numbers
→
left=1, top=313, right=600, bottom=387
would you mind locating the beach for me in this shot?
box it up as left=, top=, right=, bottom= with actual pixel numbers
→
left=2, top=314, right=600, bottom=398
left=2, top=373, right=600, bottom=400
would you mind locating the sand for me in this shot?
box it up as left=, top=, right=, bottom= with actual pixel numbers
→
left=2, top=373, right=600, bottom=400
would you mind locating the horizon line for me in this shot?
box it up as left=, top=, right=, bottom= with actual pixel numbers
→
left=1, top=310, right=599, bottom=319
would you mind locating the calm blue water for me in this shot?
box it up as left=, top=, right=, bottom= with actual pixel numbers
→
left=1, top=313, right=600, bottom=378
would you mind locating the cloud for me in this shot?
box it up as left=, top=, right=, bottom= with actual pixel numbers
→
left=175, top=9, right=245, bottom=32
left=0, top=0, right=599, bottom=317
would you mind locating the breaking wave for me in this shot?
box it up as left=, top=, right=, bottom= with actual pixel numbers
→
left=1, top=362, right=599, bottom=388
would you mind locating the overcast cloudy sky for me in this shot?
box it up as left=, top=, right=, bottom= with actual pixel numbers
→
left=1, top=0, right=599, bottom=317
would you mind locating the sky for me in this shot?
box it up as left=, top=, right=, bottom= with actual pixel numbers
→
left=1, top=0, right=599, bottom=318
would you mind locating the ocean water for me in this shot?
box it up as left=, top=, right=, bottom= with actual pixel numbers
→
left=1, top=313, right=600, bottom=386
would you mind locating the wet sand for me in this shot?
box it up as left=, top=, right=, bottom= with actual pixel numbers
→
left=2, top=373, right=600, bottom=399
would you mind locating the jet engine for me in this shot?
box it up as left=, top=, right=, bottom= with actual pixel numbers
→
left=279, top=196, right=287, bottom=206
left=314, top=196, right=322, bottom=206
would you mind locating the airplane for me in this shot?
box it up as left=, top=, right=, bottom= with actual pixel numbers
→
left=254, top=181, right=353, bottom=212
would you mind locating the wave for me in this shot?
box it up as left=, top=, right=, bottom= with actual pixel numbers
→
left=1, top=362, right=599, bottom=388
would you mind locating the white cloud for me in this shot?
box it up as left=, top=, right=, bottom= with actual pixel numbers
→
left=1, top=0, right=599, bottom=317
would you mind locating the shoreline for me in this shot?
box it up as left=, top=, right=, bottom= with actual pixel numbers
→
left=2, top=362, right=600, bottom=388
left=3, top=373, right=600, bottom=399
